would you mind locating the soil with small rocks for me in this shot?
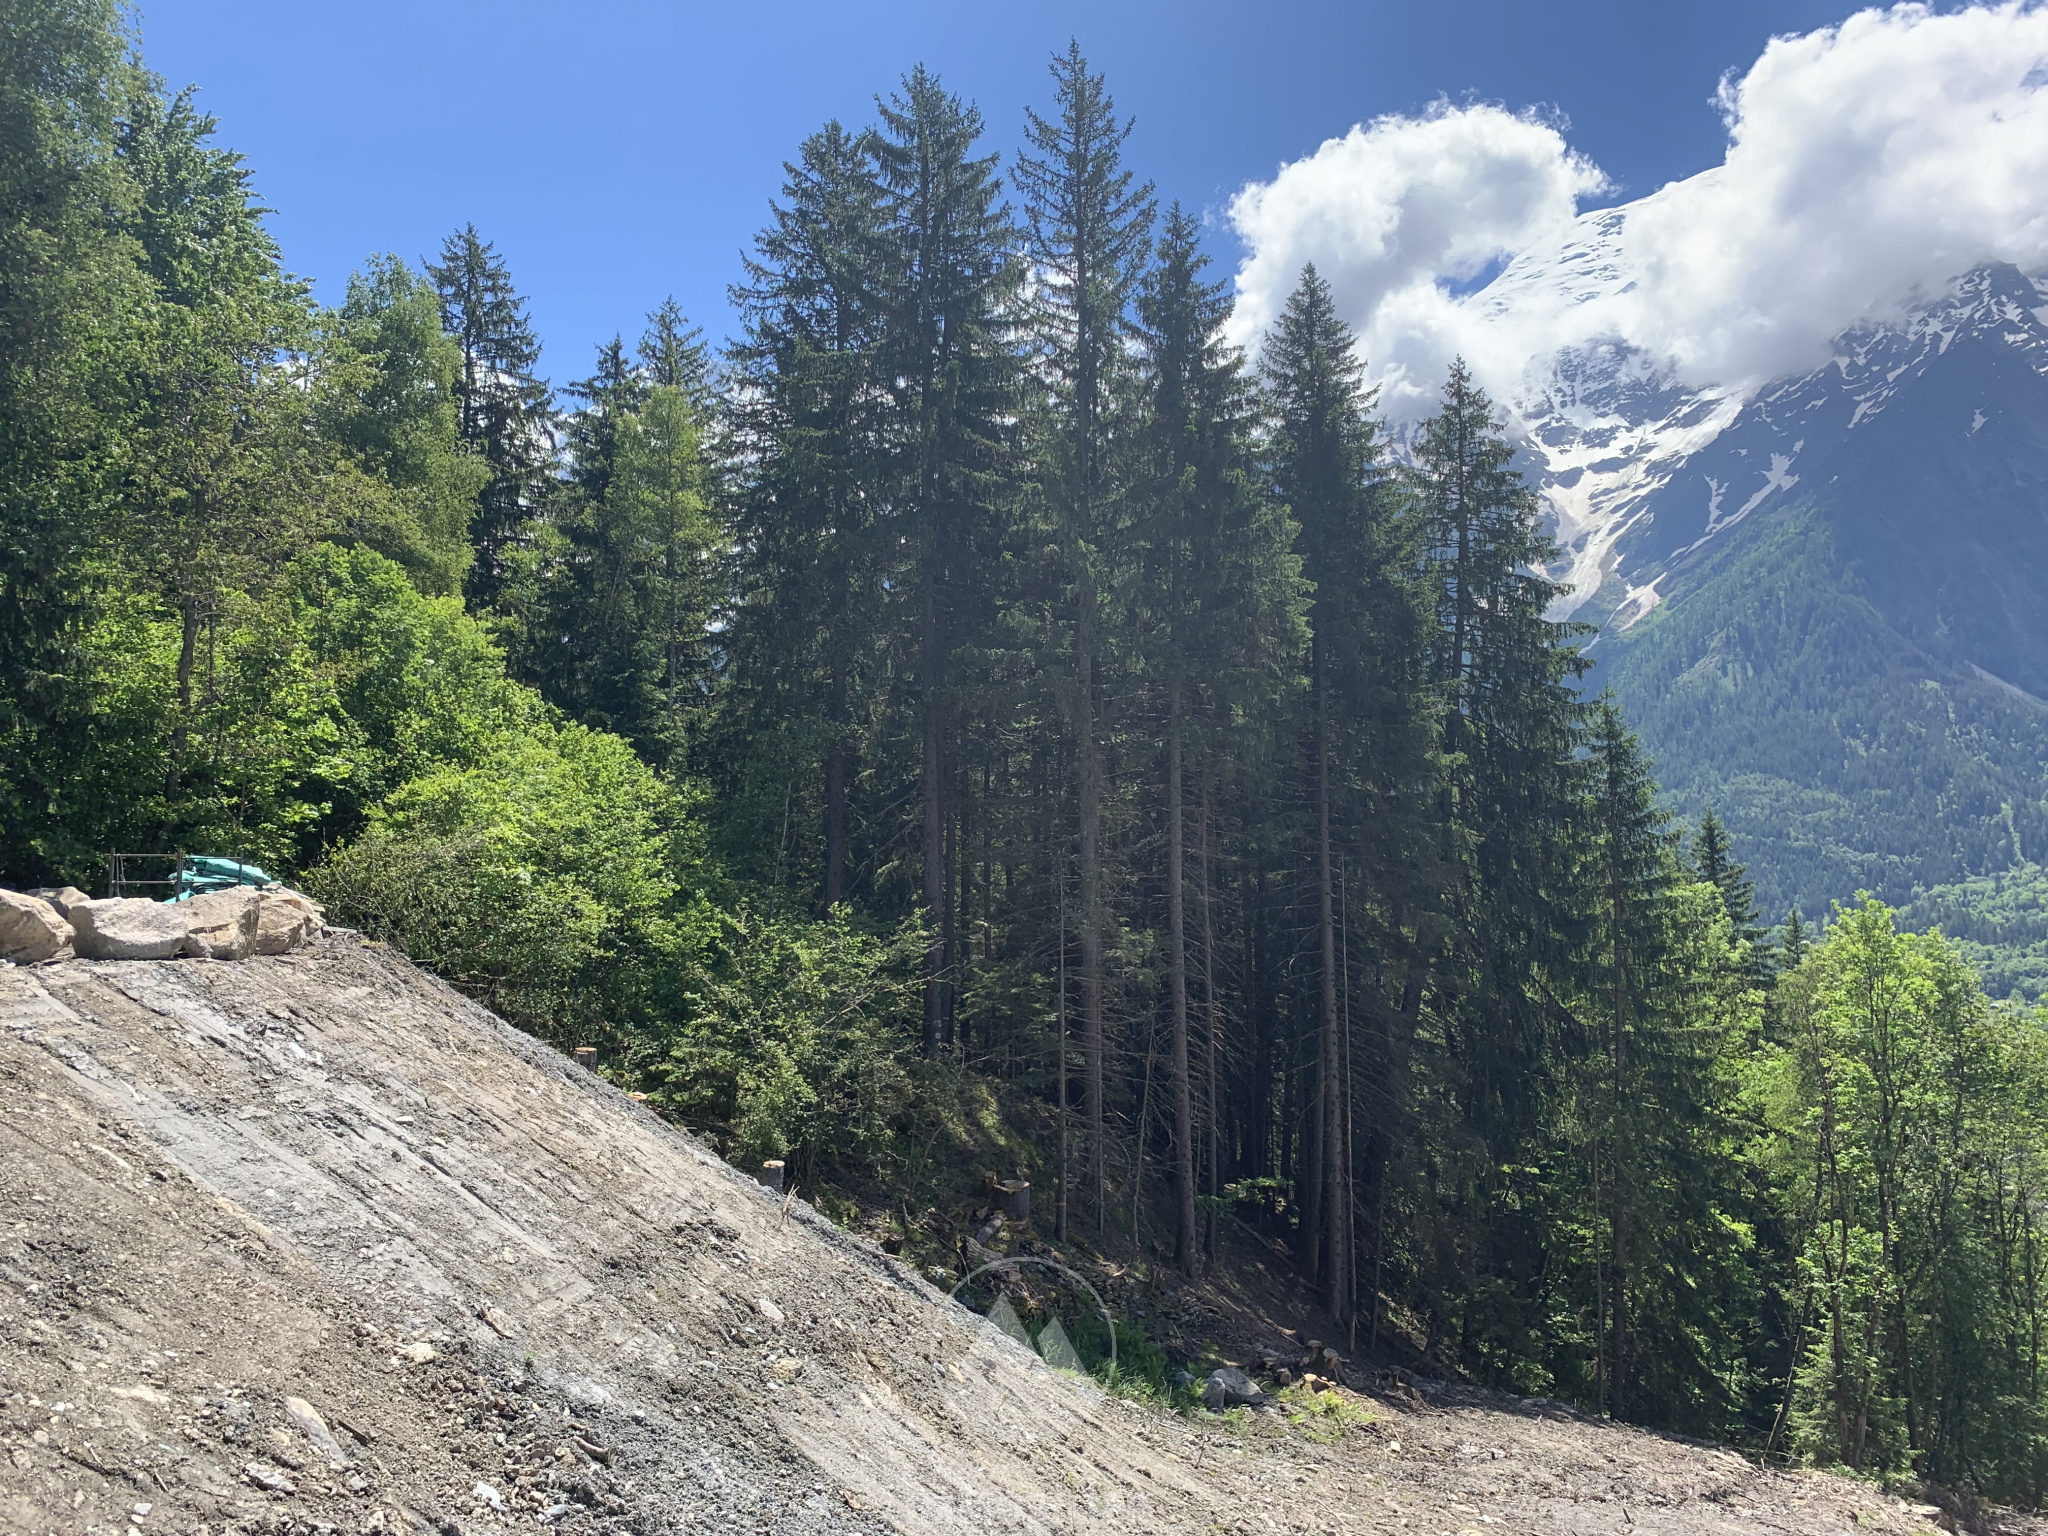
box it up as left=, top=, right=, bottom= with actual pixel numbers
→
left=2, top=938, right=2036, bottom=1536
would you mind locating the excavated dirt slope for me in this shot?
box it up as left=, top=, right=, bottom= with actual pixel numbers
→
left=1, top=939, right=2031, bottom=1536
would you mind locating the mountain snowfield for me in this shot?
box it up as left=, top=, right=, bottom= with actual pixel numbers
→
left=1476, top=215, right=2048, bottom=640
left=1421, top=208, right=2048, bottom=929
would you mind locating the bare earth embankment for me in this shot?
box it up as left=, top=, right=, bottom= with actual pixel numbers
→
left=1, top=940, right=2030, bottom=1535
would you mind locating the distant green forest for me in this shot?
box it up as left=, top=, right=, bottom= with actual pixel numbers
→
left=1898, top=862, right=2048, bottom=1001
left=1597, top=501, right=2048, bottom=950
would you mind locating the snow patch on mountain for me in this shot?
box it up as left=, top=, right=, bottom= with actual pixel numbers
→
left=1472, top=248, right=2048, bottom=623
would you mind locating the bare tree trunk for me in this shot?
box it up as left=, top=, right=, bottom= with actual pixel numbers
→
left=1594, top=1139, right=1607, bottom=1413
left=664, top=501, right=681, bottom=751
left=1168, top=684, right=1196, bottom=1275
left=1341, top=858, right=1357, bottom=1343
left=1200, top=782, right=1222, bottom=1268
left=1058, top=872, right=1071, bottom=1243
left=1077, top=583, right=1105, bottom=1236
left=944, top=745, right=961, bottom=1049
left=165, top=592, right=202, bottom=803
left=922, top=580, right=945, bottom=1057
left=1131, top=1010, right=1159, bottom=1258
left=823, top=659, right=847, bottom=908
left=1315, top=643, right=1348, bottom=1319
left=1609, top=858, right=1627, bottom=1412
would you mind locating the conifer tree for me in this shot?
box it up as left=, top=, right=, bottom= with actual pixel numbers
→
left=1135, top=206, right=1302, bottom=1273
left=616, top=383, right=716, bottom=762
left=1782, top=907, right=1808, bottom=969
left=1569, top=701, right=1772, bottom=1430
left=323, top=256, right=487, bottom=596
left=871, top=69, right=1020, bottom=1051
left=1585, top=697, right=1674, bottom=1412
left=726, top=121, right=888, bottom=906
left=426, top=224, right=553, bottom=609
left=1693, top=806, right=1769, bottom=985
left=563, top=337, right=647, bottom=510
left=1404, top=358, right=1586, bottom=1354
left=1017, top=41, right=1153, bottom=1226
left=1260, top=265, right=1368, bottom=1304
left=639, top=297, right=714, bottom=406
left=1259, top=266, right=1434, bottom=1317
left=525, top=337, right=660, bottom=741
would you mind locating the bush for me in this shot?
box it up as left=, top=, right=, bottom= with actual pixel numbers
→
left=308, top=720, right=711, bottom=1045
left=643, top=905, right=923, bottom=1175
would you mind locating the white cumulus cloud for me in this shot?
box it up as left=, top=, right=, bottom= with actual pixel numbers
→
left=1228, top=2, right=2048, bottom=419
left=1225, top=104, right=1606, bottom=412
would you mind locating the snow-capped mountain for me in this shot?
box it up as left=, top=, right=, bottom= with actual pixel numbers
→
left=1484, top=238, right=2048, bottom=640
left=1467, top=208, right=1744, bottom=626
left=1465, top=243, right=2048, bottom=918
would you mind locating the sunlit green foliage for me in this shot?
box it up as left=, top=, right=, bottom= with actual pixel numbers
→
left=643, top=907, right=922, bottom=1171
left=1746, top=898, right=2048, bottom=1498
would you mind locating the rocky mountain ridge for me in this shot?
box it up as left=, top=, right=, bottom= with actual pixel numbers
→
left=1497, top=251, right=2048, bottom=638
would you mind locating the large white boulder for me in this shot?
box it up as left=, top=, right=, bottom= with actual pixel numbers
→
left=181, top=887, right=261, bottom=960
left=0, top=889, right=72, bottom=963
left=253, top=887, right=324, bottom=955
left=71, top=898, right=189, bottom=960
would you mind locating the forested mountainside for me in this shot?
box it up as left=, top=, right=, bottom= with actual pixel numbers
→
left=9, top=0, right=2048, bottom=1505
left=1900, top=860, right=2048, bottom=1002
left=1508, top=257, right=2048, bottom=928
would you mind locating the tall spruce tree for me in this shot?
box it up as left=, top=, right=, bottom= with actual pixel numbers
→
left=524, top=337, right=660, bottom=741
left=323, top=255, right=488, bottom=596
left=1404, top=358, right=1586, bottom=1359
left=639, top=297, right=714, bottom=406
left=1782, top=907, right=1808, bottom=969
left=1136, top=207, right=1305, bottom=1273
left=1584, top=705, right=1763, bottom=1429
left=726, top=121, right=888, bottom=906
left=1259, top=265, right=1435, bottom=1318
left=1017, top=42, right=1153, bottom=1224
left=1258, top=266, right=1367, bottom=1307
left=871, top=69, right=1020, bottom=1051
left=615, top=382, right=716, bottom=763
left=426, top=224, right=553, bottom=610
left=563, top=338, right=646, bottom=509
left=1693, top=806, right=1769, bottom=987
left=1585, top=697, right=1674, bottom=1413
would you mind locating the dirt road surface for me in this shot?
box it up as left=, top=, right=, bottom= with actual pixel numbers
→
left=1, top=941, right=2028, bottom=1535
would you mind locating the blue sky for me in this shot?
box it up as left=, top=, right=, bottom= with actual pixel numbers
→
left=138, top=0, right=1861, bottom=382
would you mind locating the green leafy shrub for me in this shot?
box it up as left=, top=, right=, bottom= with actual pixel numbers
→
left=643, top=906, right=923, bottom=1173
left=308, top=718, right=711, bottom=1044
